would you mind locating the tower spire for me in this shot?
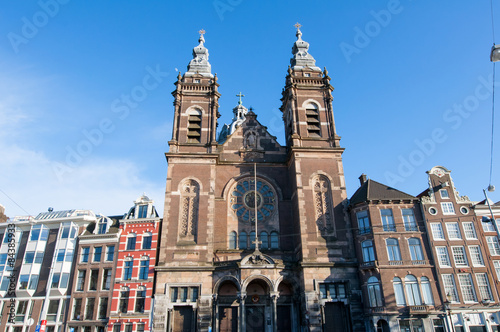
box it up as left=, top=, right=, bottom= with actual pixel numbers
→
left=290, top=23, right=321, bottom=71
left=186, top=29, right=213, bottom=77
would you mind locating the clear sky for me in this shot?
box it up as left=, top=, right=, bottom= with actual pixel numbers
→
left=0, top=0, right=498, bottom=217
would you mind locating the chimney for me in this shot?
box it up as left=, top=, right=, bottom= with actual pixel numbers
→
left=359, top=174, right=367, bottom=185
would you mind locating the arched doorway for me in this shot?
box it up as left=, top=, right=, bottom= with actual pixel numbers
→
left=217, top=281, right=239, bottom=332
left=276, top=281, right=294, bottom=332
left=377, top=319, right=390, bottom=332
left=245, top=279, right=271, bottom=332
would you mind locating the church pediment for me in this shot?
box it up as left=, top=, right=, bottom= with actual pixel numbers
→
left=217, top=111, right=287, bottom=163
left=239, top=251, right=278, bottom=268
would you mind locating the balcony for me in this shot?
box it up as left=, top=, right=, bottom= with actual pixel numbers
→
left=409, top=305, right=430, bottom=314
left=411, top=260, right=427, bottom=265
left=388, top=260, right=403, bottom=266
left=370, top=306, right=386, bottom=314
left=361, top=260, right=377, bottom=269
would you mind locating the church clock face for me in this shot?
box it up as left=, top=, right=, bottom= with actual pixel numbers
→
left=231, top=178, right=276, bottom=222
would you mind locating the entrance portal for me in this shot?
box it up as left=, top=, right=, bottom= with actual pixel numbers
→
left=172, top=306, right=194, bottom=332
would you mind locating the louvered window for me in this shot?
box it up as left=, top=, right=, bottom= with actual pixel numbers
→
left=187, top=110, right=202, bottom=143
left=305, top=104, right=320, bottom=137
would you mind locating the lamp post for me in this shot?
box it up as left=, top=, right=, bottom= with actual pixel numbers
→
left=482, top=186, right=500, bottom=242
left=444, top=294, right=455, bottom=332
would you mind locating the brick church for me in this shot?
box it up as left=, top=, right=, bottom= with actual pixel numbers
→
left=152, top=26, right=363, bottom=332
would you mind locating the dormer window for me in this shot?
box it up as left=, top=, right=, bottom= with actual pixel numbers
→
left=304, top=73, right=310, bottom=77
left=138, top=205, right=148, bottom=219
left=97, top=218, right=108, bottom=234
left=187, top=109, right=202, bottom=143
left=194, top=79, right=200, bottom=83
left=305, top=103, right=320, bottom=137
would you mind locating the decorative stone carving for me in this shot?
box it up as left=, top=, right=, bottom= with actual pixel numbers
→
left=179, top=179, right=200, bottom=242
left=313, top=175, right=335, bottom=233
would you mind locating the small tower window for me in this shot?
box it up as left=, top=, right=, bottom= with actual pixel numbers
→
left=305, top=103, right=320, bottom=137
left=187, top=109, right=202, bottom=143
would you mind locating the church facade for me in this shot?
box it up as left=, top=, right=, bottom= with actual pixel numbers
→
left=152, top=27, right=363, bottom=332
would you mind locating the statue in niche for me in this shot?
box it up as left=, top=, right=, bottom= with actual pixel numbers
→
left=246, top=132, right=257, bottom=149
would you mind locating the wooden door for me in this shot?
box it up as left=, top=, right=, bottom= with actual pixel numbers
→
left=173, top=306, right=194, bottom=332
left=219, top=306, right=238, bottom=332
left=324, top=302, right=348, bottom=332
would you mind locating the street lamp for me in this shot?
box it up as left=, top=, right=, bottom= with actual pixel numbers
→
left=444, top=293, right=455, bottom=332
left=481, top=186, right=500, bottom=241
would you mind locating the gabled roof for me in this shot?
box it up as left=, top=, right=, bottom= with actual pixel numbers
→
left=349, top=179, right=416, bottom=206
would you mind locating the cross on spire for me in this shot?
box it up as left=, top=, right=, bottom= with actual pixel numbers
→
left=236, top=92, right=245, bottom=105
left=294, top=22, right=302, bottom=30
left=199, top=29, right=206, bottom=35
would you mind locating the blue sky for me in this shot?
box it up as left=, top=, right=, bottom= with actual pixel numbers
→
left=0, top=0, right=498, bottom=217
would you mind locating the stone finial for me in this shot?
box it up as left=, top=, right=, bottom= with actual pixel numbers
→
left=185, top=29, right=213, bottom=78
left=290, top=24, right=321, bottom=71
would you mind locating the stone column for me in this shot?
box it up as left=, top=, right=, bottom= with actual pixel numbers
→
left=270, top=292, right=279, bottom=332
left=239, top=292, right=247, bottom=332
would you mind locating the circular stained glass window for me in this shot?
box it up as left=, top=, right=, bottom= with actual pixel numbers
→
left=231, top=178, right=276, bottom=222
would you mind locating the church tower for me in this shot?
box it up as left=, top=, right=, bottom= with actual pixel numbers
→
left=282, top=25, right=362, bottom=331
left=154, top=27, right=363, bottom=332
left=169, top=30, right=220, bottom=153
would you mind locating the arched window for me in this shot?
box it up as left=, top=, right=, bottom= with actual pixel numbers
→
left=270, top=231, right=279, bottom=249
left=239, top=232, right=247, bottom=249
left=393, top=277, right=406, bottom=305
left=367, top=276, right=383, bottom=307
left=408, top=238, right=424, bottom=261
left=187, top=109, right=202, bottom=143
left=405, top=275, right=422, bottom=305
left=305, top=103, right=320, bottom=137
left=250, top=231, right=256, bottom=249
left=126, top=233, right=137, bottom=250
left=260, top=232, right=268, bottom=250
left=313, top=175, right=334, bottom=234
left=386, top=238, right=401, bottom=261
left=97, top=217, right=108, bottom=234
left=420, top=277, right=434, bottom=304
left=361, top=240, right=375, bottom=263
left=142, top=232, right=152, bottom=249
left=229, top=231, right=237, bottom=249
left=179, top=179, right=200, bottom=243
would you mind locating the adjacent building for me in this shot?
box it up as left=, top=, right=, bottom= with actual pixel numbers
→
left=108, top=195, right=160, bottom=332
left=67, top=214, right=120, bottom=332
left=349, top=175, right=442, bottom=331
left=0, top=210, right=95, bottom=332
left=420, top=166, right=500, bottom=332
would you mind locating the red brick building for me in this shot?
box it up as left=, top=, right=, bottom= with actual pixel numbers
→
left=109, top=195, right=160, bottom=332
